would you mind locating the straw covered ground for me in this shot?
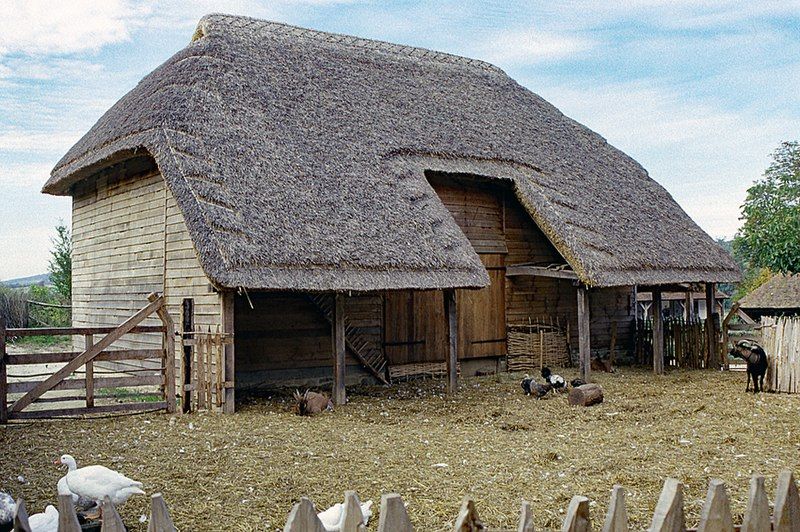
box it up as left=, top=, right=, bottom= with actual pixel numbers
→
left=1, top=368, right=798, bottom=531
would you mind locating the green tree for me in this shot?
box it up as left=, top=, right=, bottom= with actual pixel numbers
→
left=733, top=141, right=800, bottom=274
left=48, top=222, right=72, bottom=301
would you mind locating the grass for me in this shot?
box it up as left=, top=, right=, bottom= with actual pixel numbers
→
left=1, top=368, right=798, bottom=531
left=9, top=335, right=71, bottom=348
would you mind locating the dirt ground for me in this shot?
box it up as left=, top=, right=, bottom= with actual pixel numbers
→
left=1, top=368, right=798, bottom=531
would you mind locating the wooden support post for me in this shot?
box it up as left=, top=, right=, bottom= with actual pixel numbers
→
left=0, top=317, right=7, bottom=424
left=284, top=497, right=326, bottom=532
left=444, top=289, right=458, bottom=394
left=453, top=496, right=483, bottom=531
left=652, top=289, right=664, bottom=375
left=181, top=298, right=194, bottom=413
left=705, top=283, right=716, bottom=368
left=333, top=293, right=346, bottom=406
left=602, top=485, right=628, bottom=532
left=100, top=496, right=126, bottom=532
left=13, top=498, right=31, bottom=532
left=576, top=285, right=591, bottom=382
left=518, top=500, right=535, bottom=532
left=562, top=495, right=591, bottom=532
left=85, top=334, right=94, bottom=408
left=149, top=293, right=176, bottom=414
left=774, top=469, right=800, bottom=532
left=650, top=478, right=685, bottom=532
left=341, top=490, right=367, bottom=531
left=148, top=493, right=177, bottom=532
left=742, top=475, right=770, bottom=532
left=221, top=291, right=235, bottom=414
left=697, top=479, right=734, bottom=532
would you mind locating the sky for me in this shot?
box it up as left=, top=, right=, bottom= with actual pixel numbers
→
left=1, top=0, right=798, bottom=281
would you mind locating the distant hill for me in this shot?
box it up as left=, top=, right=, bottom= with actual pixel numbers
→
left=1, top=273, right=51, bottom=287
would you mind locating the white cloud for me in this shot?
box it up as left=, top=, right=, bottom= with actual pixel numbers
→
left=0, top=162, right=53, bottom=189
left=0, top=130, right=84, bottom=154
left=0, top=58, right=104, bottom=80
left=0, top=0, right=150, bottom=56
left=479, top=28, right=594, bottom=65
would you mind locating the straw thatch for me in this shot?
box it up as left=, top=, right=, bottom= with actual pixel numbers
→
left=739, top=273, right=800, bottom=314
left=43, top=14, right=739, bottom=291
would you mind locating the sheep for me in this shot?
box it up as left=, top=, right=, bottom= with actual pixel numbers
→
left=293, top=389, right=334, bottom=415
left=729, top=340, right=768, bottom=393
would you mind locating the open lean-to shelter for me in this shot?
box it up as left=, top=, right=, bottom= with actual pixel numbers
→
left=43, top=14, right=740, bottom=412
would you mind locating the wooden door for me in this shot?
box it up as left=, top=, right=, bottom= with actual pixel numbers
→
left=457, top=254, right=507, bottom=358
left=383, top=290, right=446, bottom=364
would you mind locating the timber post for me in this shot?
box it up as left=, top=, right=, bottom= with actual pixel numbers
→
left=149, top=292, right=177, bottom=414
left=333, top=293, right=346, bottom=405
left=0, top=317, right=7, bottom=424
left=181, top=298, right=194, bottom=413
left=84, top=334, right=94, bottom=408
left=705, top=283, right=716, bottom=368
left=653, top=289, right=664, bottom=374
left=444, top=289, right=458, bottom=394
left=221, top=292, right=236, bottom=414
left=576, top=285, right=591, bottom=382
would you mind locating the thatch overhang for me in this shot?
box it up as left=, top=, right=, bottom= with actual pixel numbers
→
left=43, top=14, right=740, bottom=291
left=739, top=274, right=800, bottom=312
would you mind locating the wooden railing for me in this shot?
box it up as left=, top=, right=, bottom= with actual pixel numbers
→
left=0, top=293, right=176, bottom=422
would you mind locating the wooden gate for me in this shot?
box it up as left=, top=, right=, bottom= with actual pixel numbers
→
left=180, top=327, right=232, bottom=411
left=0, top=293, right=175, bottom=422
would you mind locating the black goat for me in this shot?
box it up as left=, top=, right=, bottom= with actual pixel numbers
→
left=729, top=340, right=768, bottom=393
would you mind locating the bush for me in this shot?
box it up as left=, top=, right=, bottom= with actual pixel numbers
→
left=0, top=286, right=29, bottom=328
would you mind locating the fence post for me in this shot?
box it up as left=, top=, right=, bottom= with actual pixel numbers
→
left=697, top=479, right=733, bottom=531
left=0, top=317, right=7, bottom=423
left=148, top=493, right=177, bottom=532
left=378, top=493, right=413, bottom=532
left=774, top=469, right=800, bottom=532
left=149, top=293, right=176, bottom=414
left=517, top=500, right=534, bottom=532
left=13, top=498, right=31, bottom=531
left=57, top=493, right=81, bottom=532
left=100, top=496, right=126, bottom=532
left=650, top=478, right=685, bottom=532
left=284, top=497, right=325, bottom=532
left=742, top=475, right=770, bottom=532
left=562, top=495, right=590, bottom=532
left=453, top=496, right=484, bottom=531
left=85, top=334, right=94, bottom=408
left=602, top=485, right=628, bottom=532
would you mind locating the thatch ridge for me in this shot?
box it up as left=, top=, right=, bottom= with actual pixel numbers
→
left=43, top=13, right=740, bottom=290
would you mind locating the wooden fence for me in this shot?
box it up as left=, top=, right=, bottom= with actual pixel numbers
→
left=636, top=317, right=726, bottom=370
left=762, top=316, right=800, bottom=394
left=180, top=327, right=232, bottom=412
left=0, top=293, right=175, bottom=422
left=9, top=470, right=799, bottom=531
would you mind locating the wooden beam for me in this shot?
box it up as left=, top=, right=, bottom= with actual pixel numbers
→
left=221, top=292, right=236, bottom=414
left=84, top=334, right=94, bottom=408
left=577, top=285, right=591, bottom=382
left=505, top=264, right=579, bottom=280
left=181, top=298, right=194, bottom=413
left=444, top=289, right=458, bottom=394
left=10, top=295, right=164, bottom=413
left=6, top=325, right=165, bottom=337
left=149, top=293, right=176, bottom=414
left=653, top=289, right=664, bottom=375
left=1, top=317, right=7, bottom=424
left=706, top=283, right=716, bottom=368
left=333, top=293, right=346, bottom=405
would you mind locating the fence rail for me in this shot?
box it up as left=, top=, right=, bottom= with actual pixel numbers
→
left=0, top=293, right=176, bottom=422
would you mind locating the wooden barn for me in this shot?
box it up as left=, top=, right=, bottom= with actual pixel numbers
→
left=739, top=274, right=800, bottom=320
left=42, top=15, right=740, bottom=412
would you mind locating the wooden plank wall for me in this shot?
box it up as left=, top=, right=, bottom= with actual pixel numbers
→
left=71, top=171, right=166, bottom=350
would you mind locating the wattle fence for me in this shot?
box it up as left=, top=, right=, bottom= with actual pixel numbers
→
left=762, top=316, right=800, bottom=394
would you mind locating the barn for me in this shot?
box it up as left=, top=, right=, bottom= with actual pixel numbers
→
left=42, top=14, right=740, bottom=412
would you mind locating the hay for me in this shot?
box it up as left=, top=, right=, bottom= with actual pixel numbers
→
left=1, top=369, right=798, bottom=531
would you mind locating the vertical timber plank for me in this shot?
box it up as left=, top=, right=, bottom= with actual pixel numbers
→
left=697, top=479, right=734, bottom=532
left=650, top=478, right=685, bottom=532
left=148, top=493, right=177, bottom=532
left=518, top=500, right=535, bottom=532
left=561, top=495, right=590, bottom=532
left=84, top=334, right=94, bottom=408
left=333, top=293, right=346, bottom=406
left=453, top=496, right=483, bottom=531
left=341, top=490, right=367, bottom=532
left=602, top=485, right=628, bottom=532
left=100, top=496, right=126, bottom=532
left=0, top=317, right=7, bottom=423
left=284, top=497, right=325, bottom=532
left=444, top=289, right=458, bottom=394
left=774, top=469, right=800, bottom=532
left=378, top=493, right=413, bottom=532
left=741, top=475, right=770, bottom=532
left=222, top=291, right=235, bottom=414
left=13, top=498, right=31, bottom=532
left=57, top=493, right=81, bottom=532
left=577, top=286, right=591, bottom=382
left=181, top=298, right=194, bottom=413
left=653, top=289, right=664, bottom=374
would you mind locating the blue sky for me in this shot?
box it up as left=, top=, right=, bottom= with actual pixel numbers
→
left=1, top=0, right=798, bottom=280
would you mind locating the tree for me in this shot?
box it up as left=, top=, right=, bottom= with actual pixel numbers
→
left=733, top=141, right=800, bottom=274
left=48, top=222, right=72, bottom=302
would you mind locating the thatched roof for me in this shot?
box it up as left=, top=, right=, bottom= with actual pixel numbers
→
left=739, top=274, right=800, bottom=311
left=43, top=14, right=740, bottom=291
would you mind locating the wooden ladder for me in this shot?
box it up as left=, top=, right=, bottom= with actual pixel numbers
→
left=308, top=295, right=389, bottom=385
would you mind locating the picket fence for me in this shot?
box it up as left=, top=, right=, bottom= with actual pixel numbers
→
left=761, top=316, right=800, bottom=394
left=10, top=470, right=799, bottom=531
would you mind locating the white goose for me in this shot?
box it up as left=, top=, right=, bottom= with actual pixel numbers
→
left=28, top=505, right=59, bottom=532
left=317, top=499, right=373, bottom=532
left=56, top=454, right=145, bottom=507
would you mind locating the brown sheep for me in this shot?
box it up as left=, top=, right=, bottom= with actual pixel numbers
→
left=293, top=389, right=334, bottom=416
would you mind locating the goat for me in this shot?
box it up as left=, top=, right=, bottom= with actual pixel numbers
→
left=729, top=340, right=768, bottom=393
left=590, top=356, right=615, bottom=373
left=293, top=389, right=334, bottom=415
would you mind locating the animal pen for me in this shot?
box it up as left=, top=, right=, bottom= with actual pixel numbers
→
left=32, top=14, right=741, bottom=411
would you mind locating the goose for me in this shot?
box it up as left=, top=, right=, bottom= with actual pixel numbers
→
left=55, top=454, right=145, bottom=507
left=0, top=492, right=14, bottom=532
left=28, top=505, right=59, bottom=532
left=317, top=499, right=373, bottom=531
